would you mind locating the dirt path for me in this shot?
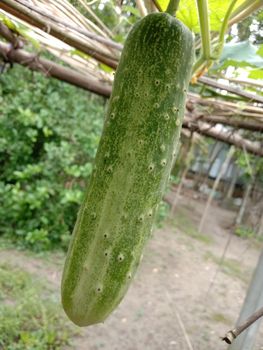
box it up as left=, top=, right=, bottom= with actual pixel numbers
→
left=0, top=192, right=262, bottom=350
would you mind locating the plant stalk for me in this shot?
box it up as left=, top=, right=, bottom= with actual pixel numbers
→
left=196, top=0, right=211, bottom=60
left=166, top=0, right=180, bottom=15
left=214, top=0, right=238, bottom=58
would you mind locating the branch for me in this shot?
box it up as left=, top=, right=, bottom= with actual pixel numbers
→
left=17, top=0, right=122, bottom=51
left=166, top=0, right=180, bottom=16
left=220, top=76, right=263, bottom=90
left=183, top=118, right=263, bottom=157
left=0, top=21, right=23, bottom=48
left=222, top=306, right=263, bottom=344
left=198, top=76, right=263, bottom=104
left=192, top=114, right=263, bottom=132
left=188, top=92, right=263, bottom=115
left=0, top=40, right=111, bottom=97
left=0, top=0, right=119, bottom=69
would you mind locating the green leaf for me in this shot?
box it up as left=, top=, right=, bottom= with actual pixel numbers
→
left=2, top=17, right=18, bottom=32
left=154, top=0, right=169, bottom=11
left=248, top=69, right=263, bottom=80
left=257, top=44, right=263, bottom=58
left=218, top=41, right=263, bottom=69
left=99, top=63, right=114, bottom=73
left=155, top=0, right=245, bottom=32
left=70, top=49, right=91, bottom=60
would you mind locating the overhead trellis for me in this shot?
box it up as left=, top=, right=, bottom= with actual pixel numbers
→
left=0, top=0, right=262, bottom=156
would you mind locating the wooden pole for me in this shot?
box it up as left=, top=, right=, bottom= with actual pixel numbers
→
left=228, top=250, right=263, bottom=350
left=198, top=146, right=235, bottom=233
left=235, top=181, right=253, bottom=226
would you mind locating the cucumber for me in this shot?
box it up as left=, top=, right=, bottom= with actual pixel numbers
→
left=61, top=12, right=194, bottom=327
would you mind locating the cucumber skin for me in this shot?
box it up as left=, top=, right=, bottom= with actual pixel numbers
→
left=61, top=12, right=194, bottom=327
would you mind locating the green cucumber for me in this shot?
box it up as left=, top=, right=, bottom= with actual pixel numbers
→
left=61, top=12, right=194, bottom=327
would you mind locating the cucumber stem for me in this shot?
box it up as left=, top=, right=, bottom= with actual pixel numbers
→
left=166, top=0, right=180, bottom=16
left=196, top=0, right=211, bottom=60
left=213, top=0, right=238, bottom=58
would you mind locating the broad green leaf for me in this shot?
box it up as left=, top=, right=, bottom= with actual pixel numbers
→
left=257, top=44, right=263, bottom=58
left=218, top=41, right=263, bottom=69
left=154, top=0, right=245, bottom=32
left=249, top=69, right=263, bottom=80
left=155, top=0, right=169, bottom=11
left=70, top=49, right=91, bottom=60
left=99, top=63, right=114, bottom=73
left=2, top=17, right=18, bottom=32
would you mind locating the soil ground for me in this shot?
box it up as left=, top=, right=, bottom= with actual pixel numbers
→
left=0, top=188, right=262, bottom=350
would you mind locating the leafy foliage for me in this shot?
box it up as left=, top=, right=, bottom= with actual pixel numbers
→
left=0, top=66, right=105, bottom=251
left=234, top=225, right=258, bottom=239
left=155, top=0, right=244, bottom=32
left=218, top=41, right=263, bottom=69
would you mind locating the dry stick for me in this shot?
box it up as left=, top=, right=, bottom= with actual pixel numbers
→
left=198, top=146, right=235, bottom=233
left=198, top=76, right=263, bottom=104
left=77, top=0, right=114, bottom=38
left=0, top=0, right=118, bottom=68
left=170, top=135, right=194, bottom=214
left=188, top=92, right=263, bottom=115
left=136, top=0, right=148, bottom=16
left=201, top=142, right=223, bottom=188
left=175, top=310, right=194, bottom=350
left=0, top=40, right=112, bottom=97
left=165, top=290, right=194, bottom=350
left=205, top=228, right=233, bottom=299
left=235, top=181, right=253, bottom=226
left=222, top=306, right=263, bottom=344
left=15, top=0, right=123, bottom=51
left=198, top=115, right=263, bottom=132
left=183, top=118, right=263, bottom=157
left=0, top=21, right=23, bottom=48
left=220, top=75, right=263, bottom=90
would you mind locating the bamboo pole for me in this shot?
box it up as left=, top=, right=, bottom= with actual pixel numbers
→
left=198, top=146, right=235, bottom=233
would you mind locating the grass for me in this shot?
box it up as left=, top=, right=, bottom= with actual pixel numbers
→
left=211, top=312, right=232, bottom=326
left=0, top=262, right=74, bottom=349
left=204, top=251, right=249, bottom=283
left=170, top=207, right=213, bottom=245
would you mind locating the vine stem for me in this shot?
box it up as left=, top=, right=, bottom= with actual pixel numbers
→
left=166, top=0, right=180, bottom=16
left=214, top=0, right=238, bottom=58
left=196, top=0, right=211, bottom=60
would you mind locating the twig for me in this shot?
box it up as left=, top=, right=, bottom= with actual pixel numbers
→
left=222, top=306, right=263, bottom=344
left=0, top=21, right=23, bottom=48
left=0, top=40, right=111, bottom=97
left=0, top=0, right=118, bottom=68
left=166, top=0, right=180, bottom=16
left=198, top=146, right=235, bottom=233
left=175, top=310, right=194, bottom=350
left=198, top=76, right=263, bottom=104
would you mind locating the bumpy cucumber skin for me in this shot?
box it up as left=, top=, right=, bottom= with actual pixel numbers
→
left=61, top=12, right=194, bottom=327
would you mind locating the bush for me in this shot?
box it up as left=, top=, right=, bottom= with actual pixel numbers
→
left=0, top=66, right=104, bottom=250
